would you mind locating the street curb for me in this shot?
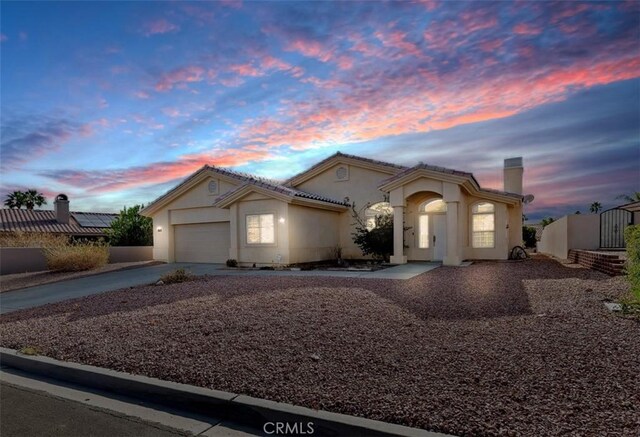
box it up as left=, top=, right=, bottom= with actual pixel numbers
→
left=0, top=348, right=450, bottom=437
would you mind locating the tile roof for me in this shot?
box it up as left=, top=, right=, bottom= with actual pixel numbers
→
left=379, top=163, right=522, bottom=198
left=0, top=209, right=117, bottom=235
left=284, top=151, right=407, bottom=185
left=380, top=162, right=473, bottom=185
left=214, top=173, right=350, bottom=207
left=144, top=164, right=349, bottom=211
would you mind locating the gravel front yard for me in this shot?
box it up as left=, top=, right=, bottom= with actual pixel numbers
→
left=1, top=257, right=638, bottom=436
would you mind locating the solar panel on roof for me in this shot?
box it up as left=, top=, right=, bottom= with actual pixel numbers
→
left=72, top=213, right=116, bottom=228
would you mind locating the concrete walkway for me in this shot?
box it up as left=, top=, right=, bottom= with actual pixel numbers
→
left=0, top=262, right=440, bottom=314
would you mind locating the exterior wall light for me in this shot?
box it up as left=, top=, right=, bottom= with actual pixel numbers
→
left=279, top=217, right=285, bottom=224
left=157, top=226, right=163, bottom=232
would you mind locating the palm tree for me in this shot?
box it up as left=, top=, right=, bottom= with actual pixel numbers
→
left=590, top=202, right=602, bottom=214
left=3, top=190, right=47, bottom=210
left=616, top=192, right=640, bottom=203
left=22, top=189, right=47, bottom=210
left=4, top=191, right=26, bottom=209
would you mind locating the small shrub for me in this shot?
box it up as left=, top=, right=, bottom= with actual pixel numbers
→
left=624, top=224, right=640, bottom=301
left=19, top=345, right=41, bottom=356
left=522, top=226, right=537, bottom=248
left=159, top=268, right=192, bottom=284
left=0, top=231, right=68, bottom=248
left=43, top=241, right=109, bottom=272
left=226, top=259, right=238, bottom=267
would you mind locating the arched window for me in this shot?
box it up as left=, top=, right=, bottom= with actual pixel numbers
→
left=419, top=199, right=447, bottom=213
left=472, top=202, right=495, bottom=248
left=365, top=202, right=393, bottom=230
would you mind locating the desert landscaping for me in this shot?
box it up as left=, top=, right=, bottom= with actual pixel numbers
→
left=1, top=256, right=638, bottom=436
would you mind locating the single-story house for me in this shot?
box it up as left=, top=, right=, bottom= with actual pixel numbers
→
left=141, top=153, right=523, bottom=266
left=0, top=194, right=117, bottom=238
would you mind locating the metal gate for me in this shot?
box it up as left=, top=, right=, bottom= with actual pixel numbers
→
left=600, top=208, right=634, bottom=249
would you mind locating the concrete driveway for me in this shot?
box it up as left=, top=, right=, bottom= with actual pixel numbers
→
left=0, top=263, right=224, bottom=314
left=0, top=262, right=440, bottom=314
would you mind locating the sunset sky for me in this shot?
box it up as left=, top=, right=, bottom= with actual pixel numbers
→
left=1, top=0, right=638, bottom=221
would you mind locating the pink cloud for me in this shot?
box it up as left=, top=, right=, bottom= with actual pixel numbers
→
left=0, top=33, right=7, bottom=43
left=375, top=31, right=424, bottom=58
left=233, top=54, right=640, bottom=152
left=155, top=65, right=205, bottom=91
left=134, top=90, right=151, bottom=99
left=46, top=148, right=271, bottom=194
left=513, top=23, right=542, bottom=36
left=286, top=38, right=333, bottom=62
left=142, top=19, right=180, bottom=36
left=229, top=63, right=263, bottom=77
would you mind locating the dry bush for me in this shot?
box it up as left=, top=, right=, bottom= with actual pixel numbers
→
left=43, top=241, right=110, bottom=272
left=159, top=268, right=192, bottom=284
left=0, top=231, right=68, bottom=248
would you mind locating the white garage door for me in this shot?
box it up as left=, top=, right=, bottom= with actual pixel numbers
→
left=174, top=222, right=230, bottom=263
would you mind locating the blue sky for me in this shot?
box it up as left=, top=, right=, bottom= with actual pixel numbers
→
left=1, top=1, right=638, bottom=221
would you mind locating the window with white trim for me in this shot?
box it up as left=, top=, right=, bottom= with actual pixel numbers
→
left=246, top=214, right=275, bottom=244
left=472, top=202, right=495, bottom=248
left=365, top=202, right=393, bottom=231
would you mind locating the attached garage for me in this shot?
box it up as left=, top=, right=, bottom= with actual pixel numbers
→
left=174, top=222, right=230, bottom=263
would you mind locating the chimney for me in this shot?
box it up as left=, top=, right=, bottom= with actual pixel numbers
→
left=503, top=157, right=523, bottom=195
left=54, top=194, right=70, bottom=224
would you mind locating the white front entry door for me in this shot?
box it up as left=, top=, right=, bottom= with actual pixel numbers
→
left=432, top=215, right=447, bottom=261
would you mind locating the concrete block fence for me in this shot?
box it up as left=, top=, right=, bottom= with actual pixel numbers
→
left=0, top=246, right=153, bottom=275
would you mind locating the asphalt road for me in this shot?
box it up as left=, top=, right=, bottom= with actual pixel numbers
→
left=0, top=382, right=188, bottom=437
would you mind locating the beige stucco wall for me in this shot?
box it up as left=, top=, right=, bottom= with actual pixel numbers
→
left=288, top=205, right=340, bottom=263
left=538, top=214, right=599, bottom=259
left=401, top=189, right=518, bottom=261
left=149, top=177, right=238, bottom=262
left=0, top=246, right=152, bottom=275
left=236, top=197, right=290, bottom=265
left=295, top=163, right=395, bottom=259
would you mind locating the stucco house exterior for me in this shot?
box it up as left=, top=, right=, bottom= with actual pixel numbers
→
left=141, top=152, right=524, bottom=266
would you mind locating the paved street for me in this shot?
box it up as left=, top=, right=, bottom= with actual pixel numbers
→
left=1, top=382, right=188, bottom=437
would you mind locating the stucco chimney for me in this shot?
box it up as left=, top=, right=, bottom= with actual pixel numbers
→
left=503, top=157, right=523, bottom=195
left=54, top=193, right=70, bottom=224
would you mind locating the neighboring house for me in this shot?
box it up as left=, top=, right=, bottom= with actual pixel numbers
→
left=0, top=194, right=117, bottom=238
left=141, top=152, right=523, bottom=266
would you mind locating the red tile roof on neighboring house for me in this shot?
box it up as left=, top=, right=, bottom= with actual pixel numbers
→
left=0, top=209, right=117, bottom=236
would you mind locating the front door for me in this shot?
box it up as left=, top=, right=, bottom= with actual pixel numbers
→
left=433, top=215, right=447, bottom=261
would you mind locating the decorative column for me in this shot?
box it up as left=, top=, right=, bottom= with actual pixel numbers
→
left=390, top=205, right=407, bottom=264
left=444, top=201, right=461, bottom=266
left=229, top=204, right=239, bottom=261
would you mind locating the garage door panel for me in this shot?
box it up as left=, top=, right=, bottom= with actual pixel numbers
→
left=174, top=222, right=230, bottom=263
